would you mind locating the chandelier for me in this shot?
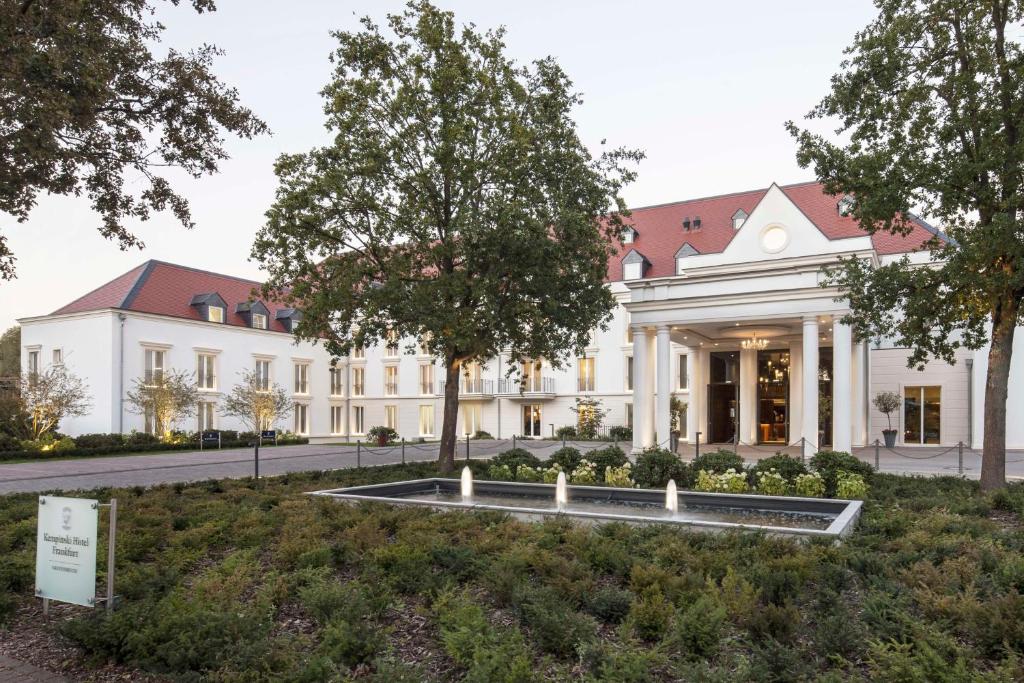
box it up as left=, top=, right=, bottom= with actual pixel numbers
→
left=741, top=335, right=769, bottom=350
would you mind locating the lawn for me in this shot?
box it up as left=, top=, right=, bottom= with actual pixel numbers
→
left=1, top=462, right=1023, bottom=682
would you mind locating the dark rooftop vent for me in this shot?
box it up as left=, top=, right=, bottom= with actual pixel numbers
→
left=682, top=216, right=691, bottom=230
left=693, top=216, right=702, bottom=229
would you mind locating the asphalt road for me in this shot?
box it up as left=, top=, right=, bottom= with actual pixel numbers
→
left=0, top=439, right=1020, bottom=494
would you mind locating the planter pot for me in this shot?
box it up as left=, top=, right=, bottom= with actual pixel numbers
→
left=376, top=435, right=389, bottom=447
left=882, top=430, right=897, bottom=448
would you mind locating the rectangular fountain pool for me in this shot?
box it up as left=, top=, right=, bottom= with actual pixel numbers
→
left=309, top=479, right=863, bottom=538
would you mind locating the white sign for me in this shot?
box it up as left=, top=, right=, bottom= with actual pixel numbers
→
left=35, top=496, right=98, bottom=607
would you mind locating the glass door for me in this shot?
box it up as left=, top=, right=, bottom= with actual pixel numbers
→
left=757, top=350, right=789, bottom=444
left=523, top=404, right=542, bottom=437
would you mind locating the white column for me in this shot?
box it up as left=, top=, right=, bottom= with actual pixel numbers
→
left=832, top=319, right=853, bottom=453
left=644, top=329, right=656, bottom=448
left=685, top=348, right=698, bottom=443
left=851, top=340, right=866, bottom=446
left=631, top=326, right=656, bottom=452
left=656, top=325, right=672, bottom=447
left=739, top=347, right=758, bottom=444
left=801, top=316, right=820, bottom=448
left=789, top=341, right=803, bottom=446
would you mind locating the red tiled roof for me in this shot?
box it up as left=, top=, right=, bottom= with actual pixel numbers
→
left=52, top=261, right=293, bottom=332
left=607, top=181, right=940, bottom=280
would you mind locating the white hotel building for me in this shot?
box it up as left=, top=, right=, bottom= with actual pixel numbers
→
left=19, top=181, right=1024, bottom=451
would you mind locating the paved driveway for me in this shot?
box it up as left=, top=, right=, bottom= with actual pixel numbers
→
left=0, top=439, right=1021, bottom=495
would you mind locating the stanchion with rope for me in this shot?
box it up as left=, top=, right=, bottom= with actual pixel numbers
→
left=356, top=440, right=361, bottom=468
left=401, top=437, right=406, bottom=465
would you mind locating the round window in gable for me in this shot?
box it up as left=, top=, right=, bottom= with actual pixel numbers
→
left=760, top=225, right=790, bottom=254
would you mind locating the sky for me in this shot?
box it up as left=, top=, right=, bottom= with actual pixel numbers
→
left=0, top=0, right=882, bottom=330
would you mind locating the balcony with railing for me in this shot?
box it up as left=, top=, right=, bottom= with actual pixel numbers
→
left=438, top=378, right=495, bottom=400
left=351, top=383, right=365, bottom=397
left=384, top=382, right=399, bottom=396
left=577, top=377, right=595, bottom=393
left=420, top=381, right=434, bottom=396
left=498, top=376, right=556, bottom=399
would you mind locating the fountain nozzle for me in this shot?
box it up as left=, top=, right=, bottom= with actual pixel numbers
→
left=461, top=466, right=473, bottom=503
left=665, top=479, right=678, bottom=514
left=555, top=471, right=568, bottom=511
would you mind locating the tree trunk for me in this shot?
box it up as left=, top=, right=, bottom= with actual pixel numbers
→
left=438, top=354, right=462, bottom=473
left=980, top=298, right=1018, bottom=491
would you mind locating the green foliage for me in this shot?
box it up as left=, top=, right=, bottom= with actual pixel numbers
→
left=788, top=0, right=1024, bottom=488
left=547, top=446, right=583, bottom=472
left=555, top=425, right=578, bottom=440
left=836, top=472, right=869, bottom=499
left=366, top=426, right=398, bottom=446
left=587, top=445, right=628, bottom=480
left=694, top=469, right=749, bottom=493
left=541, top=464, right=563, bottom=484
left=873, top=391, right=902, bottom=431
left=487, top=463, right=515, bottom=481
left=608, top=425, right=632, bottom=441
left=515, top=466, right=543, bottom=483
left=571, top=396, right=609, bottom=439
left=0, top=326, right=19, bottom=376
left=584, top=585, right=634, bottom=624
left=252, top=2, right=640, bottom=470
left=749, top=453, right=807, bottom=483
left=490, top=448, right=542, bottom=478
left=512, top=584, right=597, bottom=656
left=666, top=593, right=726, bottom=659
left=604, top=463, right=634, bottom=488
left=691, top=449, right=744, bottom=475
left=794, top=472, right=826, bottom=498
left=0, top=0, right=267, bottom=280
left=811, top=450, right=874, bottom=496
left=570, top=459, right=598, bottom=485
left=632, top=448, right=688, bottom=488
left=626, top=588, right=675, bottom=642
left=471, top=430, right=494, bottom=440
left=755, top=469, right=790, bottom=496
left=435, top=590, right=536, bottom=683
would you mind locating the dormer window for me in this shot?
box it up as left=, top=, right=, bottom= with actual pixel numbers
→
left=732, top=209, right=748, bottom=230
left=674, top=243, right=699, bottom=274
left=275, top=308, right=303, bottom=333
left=622, top=227, right=636, bottom=244
left=621, top=249, right=650, bottom=281
left=190, top=292, right=228, bottom=324
left=236, top=300, right=271, bottom=330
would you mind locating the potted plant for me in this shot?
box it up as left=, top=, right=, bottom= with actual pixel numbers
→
left=873, top=391, right=901, bottom=447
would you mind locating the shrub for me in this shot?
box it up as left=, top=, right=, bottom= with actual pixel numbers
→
left=318, top=617, right=386, bottom=668
left=667, top=593, right=726, bottom=658
left=53, top=436, right=76, bottom=452
left=73, top=433, right=125, bottom=449
left=515, top=466, right=543, bottom=483
left=512, top=585, right=596, bottom=656
left=555, top=425, right=577, bottom=440
left=748, top=453, right=807, bottom=483
left=694, top=469, right=748, bottom=493
left=794, top=472, right=825, bottom=498
left=300, top=579, right=387, bottom=625
left=570, top=459, right=598, bottom=485
left=547, top=446, right=582, bottom=472
left=632, top=448, right=687, bottom=488
left=691, top=449, right=744, bottom=474
left=366, top=426, right=398, bottom=446
left=835, top=471, right=868, bottom=499
left=541, top=464, right=563, bottom=484
left=608, top=425, right=632, bottom=441
left=754, top=469, right=789, bottom=496
left=585, top=585, right=634, bottom=624
left=587, top=446, right=627, bottom=480
left=487, top=464, right=515, bottom=481
left=811, top=450, right=873, bottom=495
left=489, top=448, right=541, bottom=477
left=0, top=434, right=20, bottom=451
left=471, top=430, right=493, bottom=439
left=626, top=588, right=675, bottom=642
left=434, top=590, right=534, bottom=682
left=604, top=463, right=634, bottom=488
left=126, top=430, right=160, bottom=446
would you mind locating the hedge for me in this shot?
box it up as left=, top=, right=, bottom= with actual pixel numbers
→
left=0, top=436, right=309, bottom=462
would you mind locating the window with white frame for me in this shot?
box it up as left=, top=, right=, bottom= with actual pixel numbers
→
left=418, top=334, right=431, bottom=355
left=144, top=406, right=156, bottom=435
left=419, top=364, right=434, bottom=395
left=351, top=367, right=364, bottom=396
left=623, top=261, right=642, bottom=280
left=385, top=404, right=398, bottom=430
left=904, top=385, right=941, bottom=445
left=677, top=353, right=688, bottom=389
left=577, top=357, right=596, bottom=392
left=623, top=311, right=633, bottom=343
left=385, top=331, right=399, bottom=357
left=255, top=359, right=271, bottom=391
left=384, top=365, right=398, bottom=395
left=625, top=403, right=633, bottom=428
left=197, top=353, right=216, bottom=390
left=461, top=403, right=481, bottom=436
left=625, top=356, right=633, bottom=391
left=144, top=349, right=165, bottom=385
left=208, top=306, right=225, bottom=323
left=198, top=402, right=216, bottom=432
left=352, top=345, right=365, bottom=359
left=419, top=405, right=434, bottom=436
left=352, top=406, right=365, bottom=434
left=251, top=313, right=268, bottom=330
left=330, top=405, right=345, bottom=435
left=293, top=403, right=309, bottom=435
left=294, top=362, right=310, bottom=394
left=622, top=227, right=635, bottom=244
left=52, top=348, right=62, bottom=365
left=329, top=367, right=344, bottom=396
left=27, top=349, right=39, bottom=376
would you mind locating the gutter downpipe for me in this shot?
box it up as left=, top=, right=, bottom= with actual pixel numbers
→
left=118, top=312, right=126, bottom=433
left=966, top=358, right=973, bottom=448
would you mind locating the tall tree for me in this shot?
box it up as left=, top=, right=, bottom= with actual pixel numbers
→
left=20, top=364, right=91, bottom=439
left=0, top=326, right=18, bottom=377
left=253, top=2, right=640, bottom=471
left=787, top=0, right=1024, bottom=490
left=0, top=0, right=268, bottom=279
left=125, top=368, right=199, bottom=436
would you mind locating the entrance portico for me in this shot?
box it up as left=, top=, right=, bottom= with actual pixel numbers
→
left=630, top=313, right=866, bottom=454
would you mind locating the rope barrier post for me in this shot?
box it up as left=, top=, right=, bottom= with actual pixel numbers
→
left=357, top=439, right=361, bottom=468
left=512, top=434, right=517, bottom=450
left=800, top=437, right=806, bottom=465
left=874, top=439, right=880, bottom=470
left=402, top=437, right=406, bottom=465
left=562, top=435, right=566, bottom=449
left=733, top=429, right=738, bottom=455
left=613, top=433, right=618, bottom=449
left=958, top=441, right=963, bottom=475
left=466, top=434, right=470, bottom=462
left=695, top=431, right=701, bottom=460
